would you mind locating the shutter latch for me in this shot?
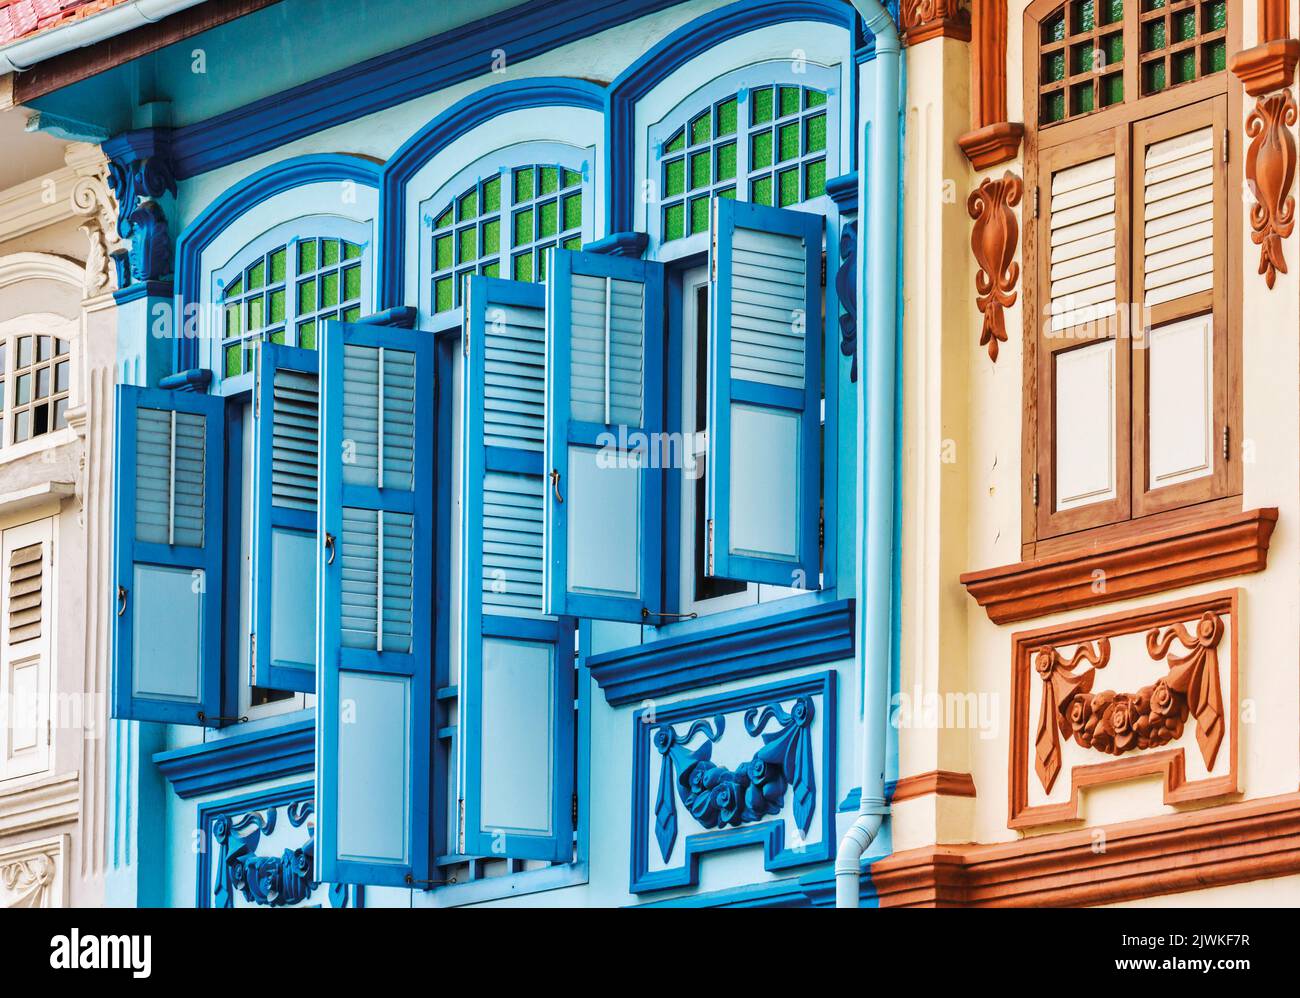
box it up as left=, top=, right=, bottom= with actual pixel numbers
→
left=571, top=792, right=579, bottom=825
left=549, top=468, right=564, bottom=504
left=1222, top=425, right=1230, bottom=461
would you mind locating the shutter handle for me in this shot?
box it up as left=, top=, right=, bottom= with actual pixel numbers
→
left=116, top=585, right=128, bottom=617
left=324, top=532, right=336, bottom=566
left=550, top=469, right=564, bottom=505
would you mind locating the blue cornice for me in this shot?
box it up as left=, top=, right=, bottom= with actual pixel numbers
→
left=153, top=717, right=314, bottom=800
left=825, top=171, right=859, bottom=212
left=169, top=0, right=681, bottom=181
left=112, top=279, right=173, bottom=306
left=583, top=230, right=650, bottom=258
left=377, top=77, right=605, bottom=308
left=587, top=595, right=854, bottom=706
left=605, top=0, right=857, bottom=233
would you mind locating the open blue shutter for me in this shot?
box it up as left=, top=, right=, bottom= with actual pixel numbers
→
left=111, top=386, right=224, bottom=725
left=251, top=343, right=319, bottom=692
left=316, top=320, right=434, bottom=888
left=460, top=276, right=576, bottom=863
left=544, top=250, right=664, bottom=622
left=708, top=198, right=823, bottom=587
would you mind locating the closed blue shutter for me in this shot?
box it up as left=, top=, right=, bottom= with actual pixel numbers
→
left=544, top=250, right=665, bottom=622
left=251, top=343, right=319, bottom=692
left=315, top=320, right=434, bottom=888
left=460, top=276, right=576, bottom=863
left=111, top=386, right=225, bottom=725
left=708, top=199, right=823, bottom=587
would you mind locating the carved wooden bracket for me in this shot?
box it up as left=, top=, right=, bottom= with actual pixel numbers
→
left=1245, top=90, right=1298, bottom=289
left=957, top=0, right=1024, bottom=169
left=967, top=171, right=1022, bottom=362
left=899, top=0, right=971, bottom=46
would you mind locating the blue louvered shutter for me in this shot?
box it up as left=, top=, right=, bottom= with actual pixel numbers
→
left=460, top=276, right=576, bottom=862
left=543, top=250, right=665, bottom=622
left=316, top=320, right=434, bottom=888
left=708, top=199, right=823, bottom=587
left=251, top=343, right=319, bottom=692
left=111, top=386, right=225, bottom=725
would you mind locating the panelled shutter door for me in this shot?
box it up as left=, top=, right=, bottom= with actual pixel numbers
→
left=707, top=197, right=823, bottom=587
left=251, top=342, right=320, bottom=692
left=544, top=250, right=665, bottom=622
left=461, top=276, right=576, bottom=863
left=111, top=385, right=225, bottom=725
left=0, top=520, right=52, bottom=780
left=316, top=320, right=435, bottom=888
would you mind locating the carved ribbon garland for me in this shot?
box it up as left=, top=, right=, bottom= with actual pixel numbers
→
left=212, top=799, right=346, bottom=908
left=967, top=171, right=1023, bottom=362
left=1246, top=90, right=1298, bottom=290
left=652, top=696, right=817, bottom=863
left=1032, top=612, right=1226, bottom=795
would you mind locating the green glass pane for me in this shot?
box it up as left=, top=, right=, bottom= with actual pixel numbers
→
left=224, top=302, right=241, bottom=337
left=1100, top=72, right=1124, bottom=106
left=343, top=265, right=361, bottom=302
left=689, top=196, right=709, bottom=235
left=716, top=142, right=737, bottom=182
left=1172, top=48, right=1196, bottom=83
left=269, top=328, right=286, bottom=346
left=514, top=167, right=534, bottom=203
left=1104, top=32, right=1124, bottom=65
left=665, top=129, right=686, bottom=154
left=434, top=277, right=453, bottom=313
left=539, top=200, right=558, bottom=238
left=690, top=150, right=710, bottom=190
left=458, top=189, right=478, bottom=222
left=248, top=260, right=265, bottom=291
left=483, top=175, right=502, bottom=212
left=805, top=89, right=827, bottom=109
left=322, top=239, right=340, bottom=267
left=513, top=252, right=533, bottom=283
left=435, top=233, right=453, bottom=270
left=459, top=226, right=477, bottom=263
left=1144, top=58, right=1167, bottom=93
left=513, top=208, right=534, bottom=246
left=298, top=320, right=316, bottom=350
left=435, top=206, right=453, bottom=229
left=717, top=186, right=737, bottom=200
left=1144, top=19, right=1166, bottom=52
left=1045, top=50, right=1066, bottom=83
left=270, top=248, right=287, bottom=283
left=779, top=86, right=800, bottom=117
left=1144, top=0, right=1165, bottom=9
left=751, top=129, right=773, bottom=170
left=1043, top=11, right=1066, bottom=43
left=778, top=122, right=800, bottom=162
left=1173, top=9, right=1195, bottom=41
left=562, top=168, right=583, bottom=188
left=1102, top=0, right=1123, bottom=24
left=298, top=239, right=317, bottom=272
left=716, top=97, right=738, bottom=136
left=224, top=275, right=242, bottom=298
left=1073, top=42, right=1096, bottom=75
left=1071, top=82, right=1095, bottom=114
left=691, top=111, right=711, bottom=145
left=778, top=168, right=799, bottom=208
left=322, top=272, right=339, bottom=308
left=665, top=157, right=686, bottom=196
left=664, top=203, right=685, bottom=242
left=225, top=343, right=242, bottom=378
left=563, top=235, right=582, bottom=251
left=751, top=175, right=773, bottom=207
left=344, top=241, right=362, bottom=261
left=482, top=217, right=501, bottom=255
left=805, top=114, right=826, bottom=154
left=805, top=159, right=826, bottom=200
left=751, top=86, right=774, bottom=125
left=298, top=278, right=316, bottom=313
left=1207, top=0, right=1226, bottom=31
left=1042, top=90, right=1067, bottom=123
left=342, top=306, right=361, bottom=323
left=563, top=192, right=582, bottom=231
left=247, top=294, right=264, bottom=330
left=540, top=166, right=559, bottom=195
left=1206, top=39, right=1227, bottom=74
left=269, top=289, right=285, bottom=324
left=483, top=261, right=501, bottom=279
left=1073, top=0, right=1095, bottom=32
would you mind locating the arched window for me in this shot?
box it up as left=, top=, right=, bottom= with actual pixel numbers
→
left=218, top=227, right=368, bottom=378
left=427, top=163, right=585, bottom=313
left=1036, top=0, right=1228, bottom=127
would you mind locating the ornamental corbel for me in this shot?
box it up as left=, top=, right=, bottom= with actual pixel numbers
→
left=967, top=171, right=1023, bottom=362
left=899, top=0, right=971, bottom=46
left=102, top=128, right=178, bottom=288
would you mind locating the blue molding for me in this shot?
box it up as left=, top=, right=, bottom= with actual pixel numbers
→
left=377, top=77, right=604, bottom=309
left=825, top=171, right=859, bottom=212
left=153, top=717, right=314, bottom=800
left=587, top=594, right=854, bottom=706
left=169, top=0, right=680, bottom=180
left=633, top=876, right=809, bottom=908
left=158, top=368, right=212, bottom=393
left=103, top=128, right=177, bottom=289
left=630, top=671, right=836, bottom=894
left=172, top=154, right=381, bottom=371
left=111, top=279, right=172, bottom=307
left=606, top=0, right=856, bottom=232
left=583, top=230, right=650, bottom=258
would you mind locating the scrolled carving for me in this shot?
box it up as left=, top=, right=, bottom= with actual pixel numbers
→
left=69, top=168, right=123, bottom=297
left=1245, top=89, right=1298, bottom=290
left=967, top=171, right=1023, bottom=362
left=212, top=798, right=348, bottom=908
left=0, top=854, right=56, bottom=909
left=1032, top=611, right=1227, bottom=795
left=900, top=0, right=971, bottom=44
left=836, top=220, right=858, bottom=382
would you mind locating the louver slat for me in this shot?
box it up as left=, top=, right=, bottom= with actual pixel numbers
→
left=483, top=471, right=544, bottom=612
left=271, top=369, right=319, bottom=510
left=568, top=275, right=645, bottom=426
left=1049, top=155, right=1118, bottom=332
left=729, top=227, right=807, bottom=391
left=8, top=543, right=41, bottom=643
left=484, top=303, right=545, bottom=451
left=1144, top=127, right=1215, bottom=307
left=134, top=407, right=206, bottom=548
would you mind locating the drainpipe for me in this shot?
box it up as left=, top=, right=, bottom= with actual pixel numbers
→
left=0, top=0, right=206, bottom=75
left=835, top=0, right=901, bottom=908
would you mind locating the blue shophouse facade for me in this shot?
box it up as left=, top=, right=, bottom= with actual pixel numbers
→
left=28, top=0, right=902, bottom=908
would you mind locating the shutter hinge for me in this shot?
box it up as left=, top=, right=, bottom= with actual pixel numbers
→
left=820, top=254, right=827, bottom=287
left=707, top=517, right=715, bottom=575
left=1031, top=473, right=1040, bottom=506
left=710, top=200, right=718, bottom=283
left=457, top=797, right=465, bottom=853
left=1223, top=128, right=1230, bottom=164
left=1032, top=187, right=1040, bottom=219
left=571, top=792, right=579, bottom=825
left=46, top=718, right=50, bottom=746
left=1222, top=425, right=1230, bottom=461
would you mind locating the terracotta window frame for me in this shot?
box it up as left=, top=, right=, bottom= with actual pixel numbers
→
left=1021, top=0, right=1243, bottom=561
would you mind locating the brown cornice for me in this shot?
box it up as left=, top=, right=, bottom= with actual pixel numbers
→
left=870, top=791, right=1300, bottom=907
left=900, top=0, right=972, bottom=46
left=958, top=0, right=1023, bottom=169
left=957, top=121, right=1025, bottom=171
left=1230, top=38, right=1300, bottom=97
left=960, top=508, right=1277, bottom=626
left=891, top=770, right=977, bottom=803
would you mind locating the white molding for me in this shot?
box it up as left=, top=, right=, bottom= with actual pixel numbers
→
left=0, top=769, right=79, bottom=837
left=0, top=167, right=84, bottom=242
left=0, top=251, right=84, bottom=291
left=0, top=832, right=68, bottom=908
left=0, top=480, right=75, bottom=517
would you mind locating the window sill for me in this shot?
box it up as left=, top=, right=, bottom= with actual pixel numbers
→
left=586, top=592, right=854, bottom=706
left=154, top=712, right=315, bottom=799
left=960, top=507, right=1278, bottom=625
